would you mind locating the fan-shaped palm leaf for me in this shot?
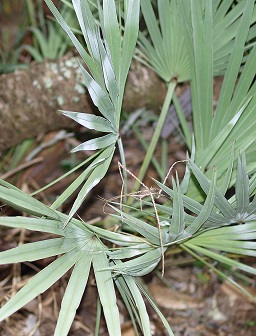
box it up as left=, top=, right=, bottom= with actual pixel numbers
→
left=0, top=184, right=173, bottom=335
left=110, top=153, right=256, bottom=299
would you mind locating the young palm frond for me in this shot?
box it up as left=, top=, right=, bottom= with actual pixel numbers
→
left=138, top=0, right=190, bottom=83
left=43, top=0, right=140, bottom=225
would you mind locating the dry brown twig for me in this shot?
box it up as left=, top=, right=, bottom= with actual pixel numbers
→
left=117, top=162, right=166, bottom=276
left=96, top=159, right=188, bottom=276
left=157, top=159, right=187, bottom=198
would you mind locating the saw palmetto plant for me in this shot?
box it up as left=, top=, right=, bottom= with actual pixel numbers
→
left=136, top=0, right=256, bottom=196
left=108, top=153, right=256, bottom=295
left=0, top=1, right=256, bottom=335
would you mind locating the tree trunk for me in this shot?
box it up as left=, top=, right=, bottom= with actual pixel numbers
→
left=0, top=53, right=166, bottom=154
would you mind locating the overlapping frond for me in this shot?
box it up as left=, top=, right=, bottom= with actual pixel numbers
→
left=0, top=182, right=173, bottom=335
left=108, top=154, right=256, bottom=298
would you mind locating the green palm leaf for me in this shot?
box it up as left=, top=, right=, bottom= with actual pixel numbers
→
left=184, top=242, right=256, bottom=276
left=50, top=150, right=109, bottom=210
left=0, top=238, right=79, bottom=264
left=0, top=186, right=60, bottom=220
left=170, top=176, right=185, bottom=240
left=236, top=153, right=250, bottom=213
left=101, top=0, right=122, bottom=79
left=139, top=0, right=190, bottom=83
left=78, top=61, right=116, bottom=127
left=109, top=204, right=161, bottom=245
left=0, top=217, right=65, bottom=235
left=44, top=0, right=140, bottom=221
left=60, top=111, right=115, bottom=133
left=121, top=274, right=152, bottom=335
left=64, top=144, right=115, bottom=225
left=54, top=249, right=92, bottom=336
left=212, top=0, right=255, bottom=134
left=0, top=248, right=84, bottom=322
left=71, top=133, right=118, bottom=152
left=180, top=168, right=216, bottom=238
left=93, top=240, right=122, bottom=336
left=107, top=248, right=163, bottom=277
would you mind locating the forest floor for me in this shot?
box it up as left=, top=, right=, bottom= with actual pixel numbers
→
left=0, top=128, right=255, bottom=336
left=0, top=2, right=256, bottom=335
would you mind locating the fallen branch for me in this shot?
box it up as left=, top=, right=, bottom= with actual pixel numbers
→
left=0, top=53, right=165, bottom=153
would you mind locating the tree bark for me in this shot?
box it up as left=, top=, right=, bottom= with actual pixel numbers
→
left=0, top=53, right=166, bottom=154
